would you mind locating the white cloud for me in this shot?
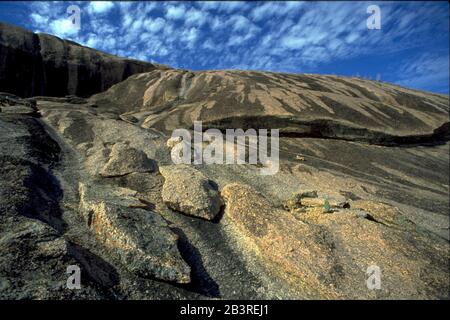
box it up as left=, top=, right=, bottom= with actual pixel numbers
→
left=181, top=27, right=199, bottom=48
left=88, top=2, right=115, bottom=14
left=345, top=32, right=360, bottom=44
left=228, top=34, right=251, bottom=46
left=85, top=35, right=100, bottom=48
left=210, top=16, right=226, bottom=31
left=327, top=39, right=342, bottom=51
left=30, top=13, right=48, bottom=25
left=102, top=36, right=116, bottom=50
left=227, top=15, right=252, bottom=32
left=130, top=19, right=144, bottom=33
left=394, top=53, right=449, bottom=92
left=49, top=17, right=79, bottom=37
left=280, top=36, right=307, bottom=50
left=166, top=5, right=186, bottom=20
left=198, top=1, right=248, bottom=13
left=250, top=3, right=277, bottom=22
left=144, top=17, right=166, bottom=33
left=250, top=2, right=304, bottom=22
left=122, top=12, right=133, bottom=28
left=202, top=38, right=217, bottom=51
left=185, top=8, right=208, bottom=26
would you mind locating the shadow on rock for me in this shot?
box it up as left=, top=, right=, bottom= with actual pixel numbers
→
left=21, top=160, right=67, bottom=233
left=171, top=227, right=221, bottom=298
left=67, top=242, right=121, bottom=292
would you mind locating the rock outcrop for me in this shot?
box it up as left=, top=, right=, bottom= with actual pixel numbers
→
left=78, top=183, right=191, bottom=283
left=0, top=92, right=37, bottom=114
left=0, top=24, right=448, bottom=299
left=0, top=99, right=108, bottom=298
left=90, top=69, right=449, bottom=145
left=0, top=22, right=160, bottom=98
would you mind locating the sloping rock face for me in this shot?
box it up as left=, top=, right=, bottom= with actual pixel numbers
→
left=91, top=69, right=449, bottom=143
left=0, top=99, right=109, bottom=299
left=0, top=94, right=196, bottom=299
left=221, top=183, right=448, bottom=299
left=0, top=23, right=159, bottom=98
left=0, top=29, right=449, bottom=299
left=84, top=67, right=449, bottom=299
left=2, top=79, right=448, bottom=299
left=0, top=92, right=37, bottom=114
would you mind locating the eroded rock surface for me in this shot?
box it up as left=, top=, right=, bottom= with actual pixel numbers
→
left=0, top=105, right=108, bottom=299
left=221, top=183, right=448, bottom=299
left=0, top=27, right=448, bottom=299
left=78, top=183, right=191, bottom=283
left=91, top=68, right=449, bottom=143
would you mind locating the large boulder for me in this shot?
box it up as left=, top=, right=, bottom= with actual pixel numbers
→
left=159, top=165, right=223, bottom=220
left=78, top=183, right=191, bottom=283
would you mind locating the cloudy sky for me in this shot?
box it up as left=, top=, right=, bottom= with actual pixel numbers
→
left=0, top=1, right=449, bottom=93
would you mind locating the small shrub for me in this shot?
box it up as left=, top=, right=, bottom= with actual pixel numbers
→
left=323, top=199, right=331, bottom=213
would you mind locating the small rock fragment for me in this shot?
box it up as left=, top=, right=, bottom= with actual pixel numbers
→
left=100, top=143, right=155, bottom=177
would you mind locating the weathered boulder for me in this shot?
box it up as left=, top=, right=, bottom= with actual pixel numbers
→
left=78, top=183, right=191, bottom=283
left=100, top=143, right=155, bottom=177
left=159, top=165, right=223, bottom=220
left=166, top=136, right=182, bottom=149
left=284, top=189, right=350, bottom=213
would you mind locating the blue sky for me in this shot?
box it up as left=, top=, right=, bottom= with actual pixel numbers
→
left=0, top=1, right=449, bottom=94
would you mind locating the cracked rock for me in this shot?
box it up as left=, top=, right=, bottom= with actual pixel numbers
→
left=78, top=183, right=191, bottom=283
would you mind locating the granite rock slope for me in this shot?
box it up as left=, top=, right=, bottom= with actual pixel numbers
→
left=90, top=68, right=449, bottom=143
left=0, top=25, right=448, bottom=299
